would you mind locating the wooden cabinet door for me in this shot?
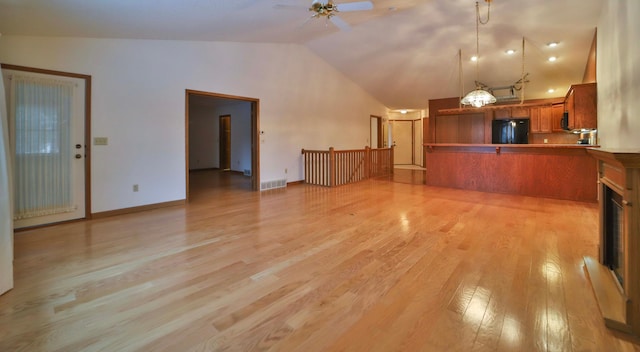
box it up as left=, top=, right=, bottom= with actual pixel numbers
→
left=539, top=106, right=552, bottom=133
left=552, top=104, right=565, bottom=132
left=573, top=83, right=597, bottom=129
left=530, top=107, right=541, bottom=133
left=566, top=83, right=597, bottom=129
left=529, top=106, right=551, bottom=133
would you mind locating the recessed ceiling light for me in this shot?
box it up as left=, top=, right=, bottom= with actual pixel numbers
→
left=470, top=55, right=478, bottom=62
left=548, top=56, right=557, bottom=62
left=547, top=42, right=559, bottom=47
left=505, top=49, right=516, bottom=55
left=400, top=110, right=407, bottom=114
left=548, top=89, right=555, bottom=93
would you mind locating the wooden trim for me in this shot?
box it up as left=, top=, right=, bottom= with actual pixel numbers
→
left=287, top=180, right=304, bottom=186
left=184, top=92, right=190, bottom=200
left=252, top=100, right=260, bottom=192
left=1, top=64, right=93, bottom=220
left=185, top=89, right=260, bottom=196
left=91, top=200, right=185, bottom=219
left=584, top=256, right=631, bottom=333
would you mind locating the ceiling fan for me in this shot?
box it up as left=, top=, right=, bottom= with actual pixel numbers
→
left=277, top=0, right=374, bottom=31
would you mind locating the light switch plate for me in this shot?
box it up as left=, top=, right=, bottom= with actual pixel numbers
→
left=94, top=137, right=108, bottom=146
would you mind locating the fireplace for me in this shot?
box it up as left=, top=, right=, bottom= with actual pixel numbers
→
left=586, top=148, right=640, bottom=335
left=603, top=185, right=624, bottom=287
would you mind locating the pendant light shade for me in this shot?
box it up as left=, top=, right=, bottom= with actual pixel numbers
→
left=461, top=1, right=496, bottom=108
left=461, top=88, right=497, bottom=108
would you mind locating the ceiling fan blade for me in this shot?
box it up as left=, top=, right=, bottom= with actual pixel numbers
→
left=329, top=15, right=351, bottom=31
left=297, top=14, right=317, bottom=28
left=336, top=1, right=373, bottom=12
left=273, top=4, right=308, bottom=10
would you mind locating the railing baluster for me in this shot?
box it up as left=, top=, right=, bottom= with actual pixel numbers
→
left=301, top=147, right=393, bottom=187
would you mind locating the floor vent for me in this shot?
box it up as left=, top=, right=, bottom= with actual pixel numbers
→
left=243, top=169, right=252, bottom=176
left=260, top=179, right=287, bottom=191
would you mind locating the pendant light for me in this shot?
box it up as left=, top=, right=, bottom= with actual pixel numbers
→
left=461, top=0, right=496, bottom=108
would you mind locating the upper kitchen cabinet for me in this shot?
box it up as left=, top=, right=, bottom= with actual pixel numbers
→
left=565, top=83, right=597, bottom=129
left=530, top=106, right=552, bottom=133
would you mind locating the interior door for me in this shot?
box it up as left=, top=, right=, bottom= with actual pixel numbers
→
left=392, top=120, right=413, bottom=165
left=219, top=115, right=231, bottom=170
left=3, top=69, right=86, bottom=229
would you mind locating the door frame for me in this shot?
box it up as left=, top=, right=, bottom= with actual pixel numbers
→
left=1, top=63, right=92, bottom=221
left=185, top=89, right=260, bottom=199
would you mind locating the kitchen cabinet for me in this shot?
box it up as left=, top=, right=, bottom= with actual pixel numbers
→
left=551, top=104, right=565, bottom=132
left=565, top=83, right=597, bottom=129
left=530, top=105, right=555, bottom=133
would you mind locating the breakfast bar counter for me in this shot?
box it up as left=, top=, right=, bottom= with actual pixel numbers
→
left=423, top=143, right=598, bottom=202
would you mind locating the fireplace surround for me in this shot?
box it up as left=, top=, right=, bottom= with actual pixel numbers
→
left=586, top=148, right=640, bottom=335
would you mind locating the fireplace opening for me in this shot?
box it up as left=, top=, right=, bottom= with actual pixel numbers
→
left=603, top=185, right=625, bottom=288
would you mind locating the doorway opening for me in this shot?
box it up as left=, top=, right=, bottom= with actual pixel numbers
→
left=185, top=90, right=259, bottom=200
left=370, top=115, right=383, bottom=148
left=219, top=115, right=231, bottom=171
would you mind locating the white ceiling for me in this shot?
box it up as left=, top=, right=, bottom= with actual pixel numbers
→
left=0, top=0, right=603, bottom=110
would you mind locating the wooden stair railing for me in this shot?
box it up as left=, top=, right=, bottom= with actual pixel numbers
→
left=301, top=146, right=394, bottom=187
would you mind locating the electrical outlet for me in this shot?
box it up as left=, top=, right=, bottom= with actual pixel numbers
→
left=133, top=184, right=139, bottom=192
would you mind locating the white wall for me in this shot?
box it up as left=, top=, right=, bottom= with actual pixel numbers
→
left=597, top=0, right=640, bottom=148
left=0, top=36, right=387, bottom=212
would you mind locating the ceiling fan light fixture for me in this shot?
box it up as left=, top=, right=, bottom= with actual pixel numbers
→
left=305, top=0, right=373, bottom=30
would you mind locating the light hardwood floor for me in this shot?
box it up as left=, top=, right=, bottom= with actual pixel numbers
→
left=1, top=170, right=640, bottom=351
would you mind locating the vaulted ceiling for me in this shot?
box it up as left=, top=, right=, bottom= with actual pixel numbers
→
left=0, top=0, right=602, bottom=110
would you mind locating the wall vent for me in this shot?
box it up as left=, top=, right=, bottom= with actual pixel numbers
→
left=243, top=169, right=252, bottom=176
left=260, top=179, right=287, bottom=191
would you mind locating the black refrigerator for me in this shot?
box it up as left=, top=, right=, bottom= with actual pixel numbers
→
left=491, top=118, right=530, bottom=144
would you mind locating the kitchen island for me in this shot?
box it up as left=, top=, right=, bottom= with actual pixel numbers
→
left=423, top=144, right=598, bottom=202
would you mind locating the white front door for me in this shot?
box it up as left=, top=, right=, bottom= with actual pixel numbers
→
left=392, top=120, right=413, bottom=165
left=3, top=69, right=86, bottom=229
left=0, top=69, right=13, bottom=295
